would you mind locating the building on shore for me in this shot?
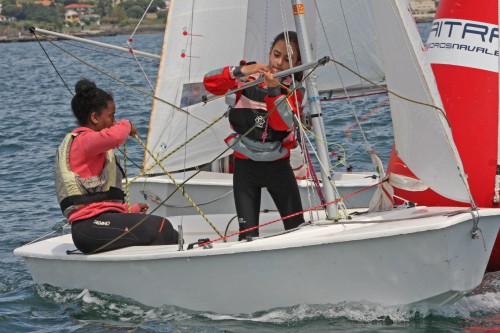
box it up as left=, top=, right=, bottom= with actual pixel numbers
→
left=64, top=9, right=80, bottom=24
left=409, top=0, right=437, bottom=22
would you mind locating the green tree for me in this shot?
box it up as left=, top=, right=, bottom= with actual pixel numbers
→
left=156, top=10, right=167, bottom=21
left=150, top=0, right=165, bottom=12
left=121, top=0, right=165, bottom=14
left=23, top=3, right=58, bottom=23
left=111, top=5, right=127, bottom=22
left=126, top=5, right=144, bottom=19
left=96, top=0, right=113, bottom=17
left=2, top=4, right=22, bottom=18
left=1, top=0, right=16, bottom=7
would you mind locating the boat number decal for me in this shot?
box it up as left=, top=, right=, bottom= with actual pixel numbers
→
left=293, top=4, right=304, bottom=15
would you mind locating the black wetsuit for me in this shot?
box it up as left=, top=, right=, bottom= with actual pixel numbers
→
left=204, top=65, right=305, bottom=241
left=233, top=158, right=304, bottom=240
left=71, top=212, right=178, bottom=254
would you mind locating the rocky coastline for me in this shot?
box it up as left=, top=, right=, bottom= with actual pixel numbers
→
left=0, top=24, right=165, bottom=43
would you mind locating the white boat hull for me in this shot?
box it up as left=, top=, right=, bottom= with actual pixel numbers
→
left=129, top=171, right=378, bottom=217
left=14, top=207, right=500, bottom=314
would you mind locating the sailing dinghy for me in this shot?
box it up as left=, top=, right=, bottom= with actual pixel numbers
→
left=14, top=0, right=500, bottom=314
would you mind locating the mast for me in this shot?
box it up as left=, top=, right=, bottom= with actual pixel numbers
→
left=291, top=0, right=338, bottom=218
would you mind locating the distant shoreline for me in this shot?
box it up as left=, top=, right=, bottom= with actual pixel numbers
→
left=0, top=24, right=165, bottom=43
left=0, top=15, right=435, bottom=44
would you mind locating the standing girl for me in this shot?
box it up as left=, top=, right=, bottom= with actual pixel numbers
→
left=204, top=31, right=305, bottom=240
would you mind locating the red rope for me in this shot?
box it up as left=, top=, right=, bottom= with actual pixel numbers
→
left=198, top=179, right=385, bottom=248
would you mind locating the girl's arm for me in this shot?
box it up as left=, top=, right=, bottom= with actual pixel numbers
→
left=203, top=63, right=269, bottom=95
left=79, top=120, right=132, bottom=155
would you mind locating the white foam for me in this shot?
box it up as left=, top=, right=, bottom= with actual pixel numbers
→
left=36, top=284, right=500, bottom=324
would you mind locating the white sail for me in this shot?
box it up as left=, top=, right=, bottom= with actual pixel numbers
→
left=144, top=0, right=386, bottom=173
left=372, top=0, right=470, bottom=203
left=313, top=1, right=385, bottom=93
left=144, top=0, right=249, bottom=173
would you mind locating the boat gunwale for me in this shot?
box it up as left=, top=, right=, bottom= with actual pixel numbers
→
left=14, top=207, right=498, bottom=262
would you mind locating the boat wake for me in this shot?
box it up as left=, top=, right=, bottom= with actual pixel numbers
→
left=34, top=278, right=500, bottom=327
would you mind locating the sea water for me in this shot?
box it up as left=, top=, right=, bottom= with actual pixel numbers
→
left=1, top=25, right=500, bottom=332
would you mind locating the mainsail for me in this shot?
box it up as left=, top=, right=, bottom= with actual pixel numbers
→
left=144, top=0, right=386, bottom=173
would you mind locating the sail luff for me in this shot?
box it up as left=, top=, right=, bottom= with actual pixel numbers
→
left=143, top=0, right=176, bottom=168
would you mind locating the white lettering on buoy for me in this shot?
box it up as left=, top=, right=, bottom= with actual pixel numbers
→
left=425, top=19, right=499, bottom=73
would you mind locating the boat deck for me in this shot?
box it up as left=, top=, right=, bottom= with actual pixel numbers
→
left=14, top=206, right=496, bottom=262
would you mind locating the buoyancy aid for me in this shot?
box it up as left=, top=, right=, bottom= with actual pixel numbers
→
left=225, top=133, right=290, bottom=161
left=229, top=75, right=303, bottom=161
left=55, top=132, right=125, bottom=218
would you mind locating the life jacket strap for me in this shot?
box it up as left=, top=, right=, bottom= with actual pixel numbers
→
left=59, top=186, right=125, bottom=213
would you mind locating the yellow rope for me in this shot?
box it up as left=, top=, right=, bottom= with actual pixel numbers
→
left=123, top=139, right=131, bottom=213
left=299, top=122, right=348, bottom=170
left=128, top=112, right=227, bottom=184
left=133, top=134, right=223, bottom=238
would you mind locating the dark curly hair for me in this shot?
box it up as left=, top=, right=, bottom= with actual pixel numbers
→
left=71, top=79, right=114, bottom=126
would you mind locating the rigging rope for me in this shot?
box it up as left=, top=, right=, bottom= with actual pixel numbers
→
left=32, top=30, right=209, bottom=123
left=128, top=0, right=156, bottom=42
left=123, top=140, right=132, bottom=212
left=134, top=134, right=222, bottom=237
left=124, top=1, right=158, bottom=94
left=126, top=40, right=156, bottom=93
left=299, top=121, right=349, bottom=218
left=33, top=31, right=72, bottom=95
left=197, top=178, right=386, bottom=248
left=328, top=58, right=450, bottom=125
left=344, top=98, right=389, bottom=140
